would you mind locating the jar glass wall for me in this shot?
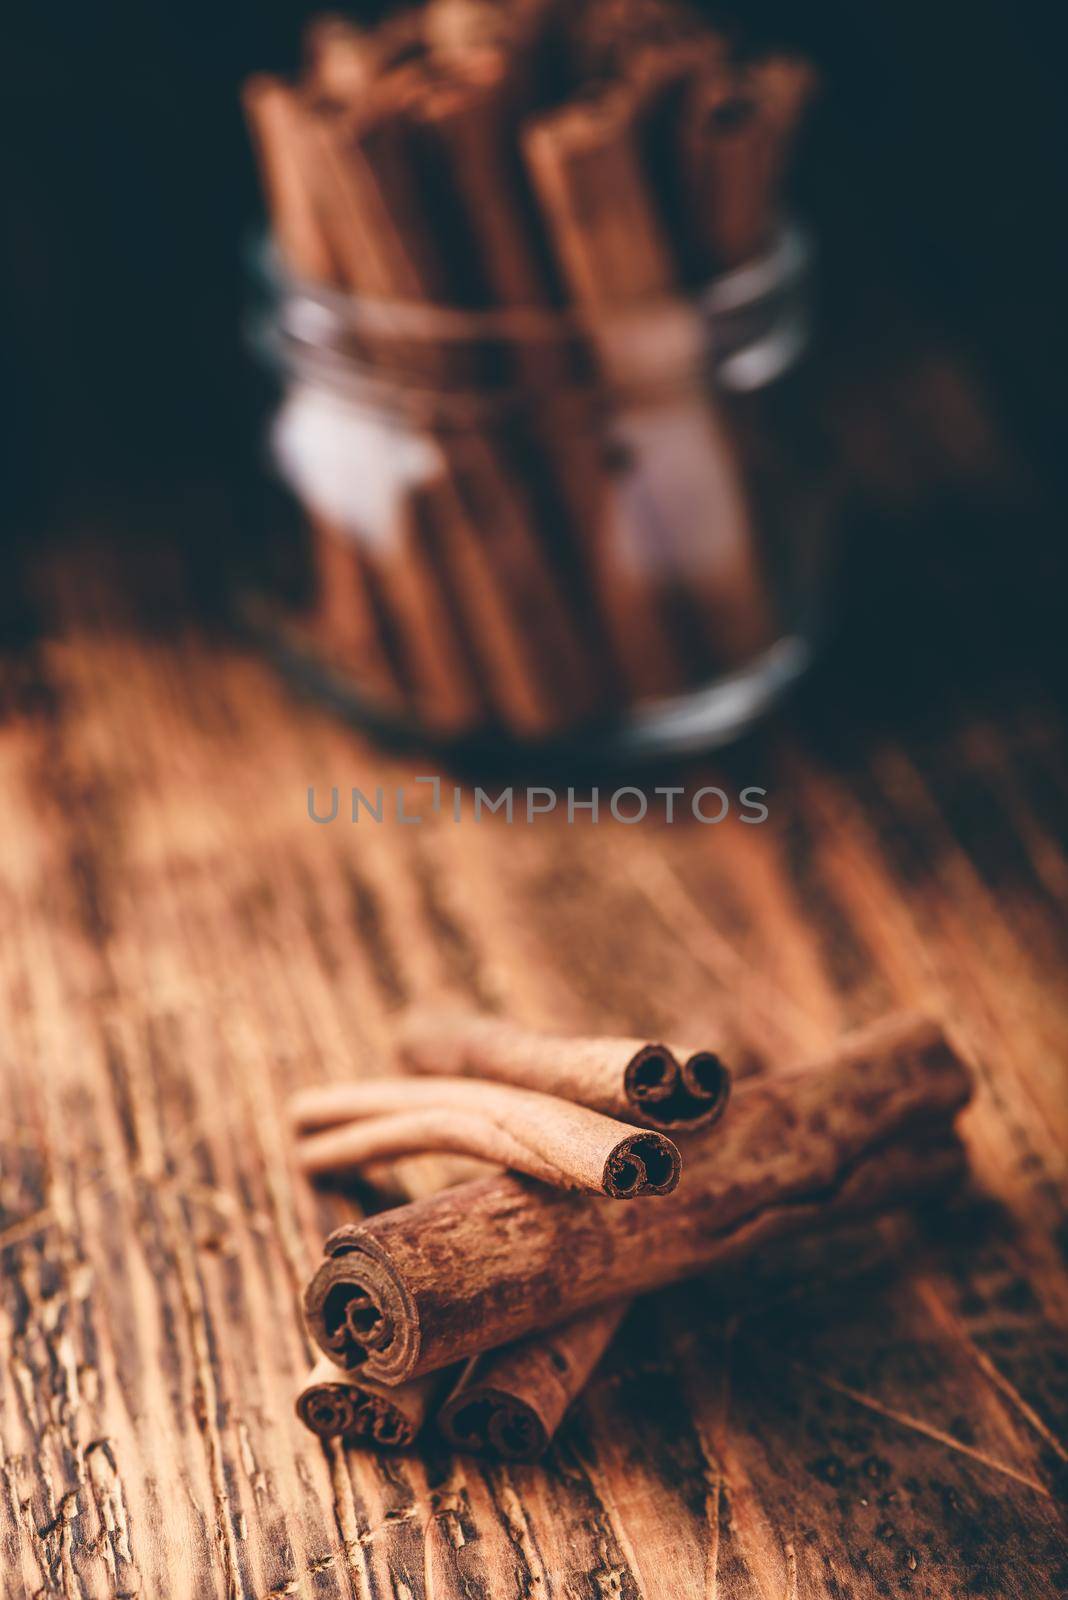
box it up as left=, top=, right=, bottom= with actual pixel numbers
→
left=248, top=223, right=834, bottom=757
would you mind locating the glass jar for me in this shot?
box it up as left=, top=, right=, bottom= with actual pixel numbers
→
left=247, top=223, right=834, bottom=757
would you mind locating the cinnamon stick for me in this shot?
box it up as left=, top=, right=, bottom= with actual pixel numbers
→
left=287, top=83, right=584, bottom=735
left=322, top=75, right=604, bottom=736
left=438, top=1300, right=626, bottom=1460
left=437, top=1206, right=911, bottom=1461
left=246, top=8, right=819, bottom=739
left=305, top=12, right=427, bottom=109
left=395, top=1009, right=732, bottom=1132
left=305, top=509, right=407, bottom=712
left=303, top=17, right=376, bottom=110
left=301, top=87, right=447, bottom=313
left=424, top=0, right=514, bottom=59
left=523, top=88, right=777, bottom=673
left=290, top=1076, right=682, bottom=1198
left=441, top=433, right=609, bottom=734
left=519, top=94, right=690, bottom=701
left=242, top=76, right=340, bottom=285
left=399, top=65, right=609, bottom=730
left=678, top=57, right=816, bottom=275
left=303, top=1013, right=972, bottom=1381
left=296, top=1355, right=440, bottom=1446
left=376, top=476, right=487, bottom=737
left=411, top=51, right=565, bottom=327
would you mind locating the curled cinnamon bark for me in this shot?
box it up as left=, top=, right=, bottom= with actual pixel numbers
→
left=396, top=1008, right=731, bottom=1132
left=296, top=1355, right=439, bottom=1446
left=290, top=1076, right=682, bottom=1198
left=438, top=1301, right=627, bottom=1461
left=304, top=1013, right=972, bottom=1381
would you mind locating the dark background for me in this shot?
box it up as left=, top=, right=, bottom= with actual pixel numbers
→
left=2, top=1, right=1065, bottom=701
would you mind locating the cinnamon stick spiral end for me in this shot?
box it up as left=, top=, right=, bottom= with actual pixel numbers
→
left=603, top=1130, right=681, bottom=1197
left=438, top=1387, right=547, bottom=1462
left=296, top=1379, right=361, bottom=1440
left=296, top=1372, right=421, bottom=1446
left=304, top=1229, right=418, bottom=1382
left=679, top=1050, right=732, bottom=1126
left=623, top=1044, right=732, bottom=1131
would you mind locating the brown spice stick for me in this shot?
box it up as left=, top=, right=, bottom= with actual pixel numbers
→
left=523, top=90, right=776, bottom=675
left=438, top=1300, right=627, bottom=1460
left=679, top=56, right=816, bottom=274
left=313, top=79, right=600, bottom=737
left=301, top=92, right=445, bottom=309
left=413, top=461, right=562, bottom=737
left=408, top=56, right=661, bottom=719
left=524, top=92, right=683, bottom=309
left=242, top=76, right=340, bottom=284
left=440, top=432, right=606, bottom=731
left=290, top=1077, right=682, bottom=1198
left=243, top=81, right=440, bottom=718
left=305, top=11, right=428, bottom=108
left=296, top=1355, right=440, bottom=1447
left=304, top=1013, right=972, bottom=1381
left=400, top=64, right=608, bottom=729
left=437, top=1204, right=910, bottom=1461
left=568, top=0, right=709, bottom=80
left=375, top=477, right=487, bottom=737
left=297, top=1116, right=623, bottom=1460
left=425, top=0, right=514, bottom=58
left=306, top=510, right=407, bottom=711
left=395, top=1008, right=731, bottom=1131
left=520, top=94, right=690, bottom=701
left=303, top=17, right=376, bottom=109
left=413, top=52, right=562, bottom=319
left=296, top=89, right=588, bottom=735
left=285, top=89, right=568, bottom=734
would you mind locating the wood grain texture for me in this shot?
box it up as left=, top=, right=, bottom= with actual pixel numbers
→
left=0, top=520, right=1066, bottom=1600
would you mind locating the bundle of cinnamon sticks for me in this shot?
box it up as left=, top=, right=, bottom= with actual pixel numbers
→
left=292, top=1008, right=973, bottom=1460
left=244, top=0, right=817, bottom=743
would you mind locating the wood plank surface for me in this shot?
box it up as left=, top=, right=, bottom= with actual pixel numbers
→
left=1, top=527, right=1066, bottom=1599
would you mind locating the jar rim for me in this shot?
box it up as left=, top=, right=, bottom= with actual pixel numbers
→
left=247, top=221, right=810, bottom=345
left=246, top=221, right=811, bottom=417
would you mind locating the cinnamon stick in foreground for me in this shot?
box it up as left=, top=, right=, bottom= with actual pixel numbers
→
left=290, top=1077, right=682, bottom=1198
left=304, top=1013, right=972, bottom=1381
left=396, top=1009, right=731, bottom=1132
left=438, top=1301, right=627, bottom=1461
left=437, top=1206, right=913, bottom=1461
left=297, top=1355, right=440, bottom=1447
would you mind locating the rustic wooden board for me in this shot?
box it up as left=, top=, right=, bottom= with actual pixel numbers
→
left=1, top=536, right=1066, bottom=1600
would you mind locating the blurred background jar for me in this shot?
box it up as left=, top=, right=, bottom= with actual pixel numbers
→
left=4, top=0, right=1065, bottom=720
left=251, top=217, right=835, bottom=757
left=240, top=13, right=838, bottom=758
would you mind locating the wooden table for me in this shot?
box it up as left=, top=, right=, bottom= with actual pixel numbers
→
left=1, top=504, right=1066, bottom=1599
